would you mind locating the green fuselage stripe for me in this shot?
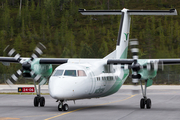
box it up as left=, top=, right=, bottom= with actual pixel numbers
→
left=100, top=70, right=129, bottom=97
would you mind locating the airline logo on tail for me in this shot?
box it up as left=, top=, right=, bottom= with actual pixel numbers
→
left=124, top=33, right=129, bottom=41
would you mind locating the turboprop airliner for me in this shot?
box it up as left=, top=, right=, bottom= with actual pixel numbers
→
left=0, top=8, right=180, bottom=111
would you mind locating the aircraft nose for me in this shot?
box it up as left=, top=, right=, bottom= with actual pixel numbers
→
left=48, top=77, right=74, bottom=99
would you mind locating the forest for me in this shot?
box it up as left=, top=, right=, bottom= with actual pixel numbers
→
left=0, top=0, right=180, bottom=84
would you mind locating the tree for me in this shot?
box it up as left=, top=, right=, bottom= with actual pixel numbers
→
left=64, top=29, right=76, bottom=57
left=14, top=34, right=22, bottom=54
left=0, top=30, right=6, bottom=56
left=80, top=42, right=93, bottom=58
left=54, top=28, right=60, bottom=45
left=2, top=0, right=10, bottom=33
left=98, top=39, right=108, bottom=58
left=19, top=0, right=22, bottom=16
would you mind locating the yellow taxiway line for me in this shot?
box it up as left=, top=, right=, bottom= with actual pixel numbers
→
left=45, top=94, right=137, bottom=120
left=0, top=117, right=20, bottom=120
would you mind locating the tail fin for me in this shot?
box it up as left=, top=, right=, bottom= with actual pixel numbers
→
left=79, top=8, right=177, bottom=59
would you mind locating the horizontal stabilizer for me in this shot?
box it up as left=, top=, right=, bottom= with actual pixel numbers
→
left=79, top=8, right=177, bottom=16
left=128, top=9, right=177, bottom=15
left=78, top=9, right=122, bottom=15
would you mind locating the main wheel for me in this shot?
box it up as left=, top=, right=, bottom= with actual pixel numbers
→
left=140, top=98, right=145, bottom=109
left=40, top=97, right=45, bottom=107
left=146, top=98, right=151, bottom=109
left=63, top=104, right=69, bottom=111
left=58, top=103, right=63, bottom=111
left=34, top=97, right=39, bottom=107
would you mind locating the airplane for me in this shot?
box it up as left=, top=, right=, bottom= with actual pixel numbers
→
left=0, top=8, right=179, bottom=111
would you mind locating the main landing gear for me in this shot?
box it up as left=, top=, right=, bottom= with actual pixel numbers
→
left=140, top=80, right=151, bottom=109
left=34, top=95, right=45, bottom=107
left=33, top=84, right=45, bottom=107
left=57, top=100, right=69, bottom=111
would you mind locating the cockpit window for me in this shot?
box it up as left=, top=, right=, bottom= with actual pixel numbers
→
left=64, top=70, right=76, bottom=77
left=77, top=70, right=87, bottom=76
left=52, top=70, right=64, bottom=76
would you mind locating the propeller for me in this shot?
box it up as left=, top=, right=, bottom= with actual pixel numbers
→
left=4, top=42, right=47, bottom=85
left=129, top=39, right=140, bottom=94
left=121, top=38, right=163, bottom=94
left=130, top=39, right=140, bottom=84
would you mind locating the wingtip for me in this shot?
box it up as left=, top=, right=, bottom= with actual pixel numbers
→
left=78, top=8, right=86, bottom=12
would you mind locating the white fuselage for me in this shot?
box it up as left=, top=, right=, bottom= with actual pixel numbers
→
left=49, top=59, right=129, bottom=100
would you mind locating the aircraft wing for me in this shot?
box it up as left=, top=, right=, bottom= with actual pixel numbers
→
left=0, top=57, right=69, bottom=64
left=107, top=59, right=180, bottom=65
left=1, top=57, right=180, bottom=65
left=0, top=57, right=19, bottom=63
left=39, top=58, right=68, bottom=64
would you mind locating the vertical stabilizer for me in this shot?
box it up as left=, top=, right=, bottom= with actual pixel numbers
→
left=116, top=9, right=130, bottom=59
left=79, top=8, right=177, bottom=59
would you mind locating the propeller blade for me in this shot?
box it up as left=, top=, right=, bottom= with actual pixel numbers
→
left=154, top=60, right=158, bottom=71
left=132, top=71, right=139, bottom=84
left=4, top=45, right=21, bottom=62
left=132, top=84, right=140, bottom=94
left=158, top=60, right=164, bottom=71
left=6, top=69, right=23, bottom=85
left=30, top=70, right=47, bottom=85
left=146, top=62, right=151, bottom=70
left=39, top=78, right=47, bottom=85
left=130, top=39, right=139, bottom=61
left=31, top=42, right=46, bottom=60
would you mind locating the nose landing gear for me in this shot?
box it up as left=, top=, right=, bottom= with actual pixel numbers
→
left=58, top=100, right=69, bottom=111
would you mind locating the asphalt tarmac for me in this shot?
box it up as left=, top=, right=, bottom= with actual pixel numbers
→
left=0, top=85, right=180, bottom=120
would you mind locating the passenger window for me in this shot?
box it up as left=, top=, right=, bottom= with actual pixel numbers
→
left=52, top=70, right=64, bottom=76
left=77, top=70, right=87, bottom=76
left=64, top=70, right=76, bottom=77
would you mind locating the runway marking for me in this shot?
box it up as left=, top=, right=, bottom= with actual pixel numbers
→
left=21, top=113, right=60, bottom=118
left=0, top=117, right=20, bottom=120
left=44, top=94, right=137, bottom=120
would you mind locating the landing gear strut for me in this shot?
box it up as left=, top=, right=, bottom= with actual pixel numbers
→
left=33, top=83, right=45, bottom=107
left=58, top=100, right=69, bottom=111
left=140, top=80, right=151, bottom=109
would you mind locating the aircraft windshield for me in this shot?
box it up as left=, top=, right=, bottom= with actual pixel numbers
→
left=77, top=70, right=86, bottom=76
left=52, top=70, right=64, bottom=76
left=64, top=70, right=76, bottom=77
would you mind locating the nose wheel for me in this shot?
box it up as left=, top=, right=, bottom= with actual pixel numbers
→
left=58, top=100, right=69, bottom=111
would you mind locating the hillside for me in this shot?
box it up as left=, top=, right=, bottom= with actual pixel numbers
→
left=0, top=0, right=180, bottom=84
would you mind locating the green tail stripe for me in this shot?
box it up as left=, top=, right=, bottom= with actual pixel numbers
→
left=120, top=47, right=128, bottom=59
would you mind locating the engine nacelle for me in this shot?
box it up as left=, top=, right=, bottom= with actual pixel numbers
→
left=136, top=59, right=158, bottom=80
left=138, top=68, right=157, bottom=80
left=31, top=58, right=53, bottom=78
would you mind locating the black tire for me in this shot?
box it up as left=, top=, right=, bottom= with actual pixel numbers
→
left=58, top=103, right=63, bottom=111
left=40, top=97, right=45, bottom=107
left=140, top=98, right=145, bottom=109
left=63, top=104, right=69, bottom=111
left=146, top=98, right=151, bottom=109
left=34, top=97, right=39, bottom=107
